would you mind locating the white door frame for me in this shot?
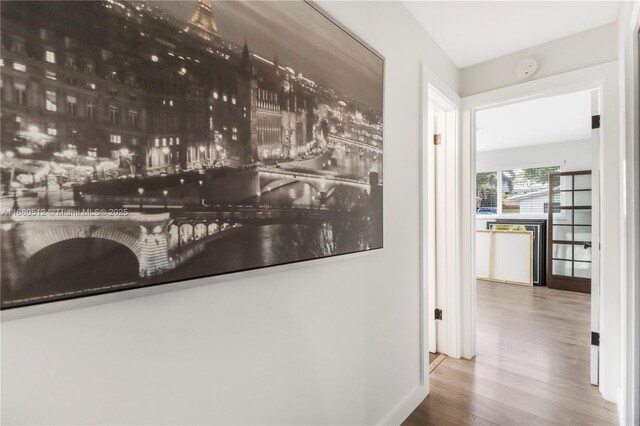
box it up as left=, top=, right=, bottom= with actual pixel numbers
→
left=459, top=62, right=621, bottom=402
left=419, top=63, right=462, bottom=382
left=621, top=2, right=640, bottom=424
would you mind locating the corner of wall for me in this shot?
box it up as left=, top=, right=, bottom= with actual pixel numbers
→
left=377, top=384, right=428, bottom=426
left=459, top=22, right=619, bottom=97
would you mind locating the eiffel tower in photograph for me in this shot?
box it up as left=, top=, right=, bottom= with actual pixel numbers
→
left=184, top=0, right=221, bottom=43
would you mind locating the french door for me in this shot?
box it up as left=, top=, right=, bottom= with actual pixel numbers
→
left=547, top=170, right=593, bottom=293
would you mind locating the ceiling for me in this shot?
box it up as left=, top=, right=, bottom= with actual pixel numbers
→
left=403, top=1, right=621, bottom=68
left=475, top=90, right=592, bottom=152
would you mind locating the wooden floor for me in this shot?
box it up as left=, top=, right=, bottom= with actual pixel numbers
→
left=403, top=280, right=618, bottom=426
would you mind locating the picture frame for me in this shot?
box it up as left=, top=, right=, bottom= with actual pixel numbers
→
left=0, top=0, right=384, bottom=309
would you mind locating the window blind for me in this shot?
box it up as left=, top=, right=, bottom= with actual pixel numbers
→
left=501, top=166, right=560, bottom=214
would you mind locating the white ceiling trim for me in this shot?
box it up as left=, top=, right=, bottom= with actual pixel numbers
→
left=403, top=1, right=621, bottom=68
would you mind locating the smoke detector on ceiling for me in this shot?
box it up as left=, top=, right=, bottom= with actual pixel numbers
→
left=516, top=58, right=538, bottom=79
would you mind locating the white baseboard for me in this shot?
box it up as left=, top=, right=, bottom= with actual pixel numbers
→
left=377, top=384, right=429, bottom=426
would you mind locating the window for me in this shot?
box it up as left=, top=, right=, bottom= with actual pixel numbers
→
left=45, top=70, right=56, bottom=80
left=64, top=37, right=76, bottom=49
left=476, top=172, right=498, bottom=215
left=86, top=101, right=96, bottom=119
left=88, top=148, right=97, bottom=158
left=109, top=134, right=121, bottom=144
left=45, top=50, right=56, bottom=63
left=12, top=41, right=24, bottom=54
left=501, top=166, right=560, bottom=214
left=176, top=137, right=180, bottom=145
left=128, top=110, right=138, bottom=128
left=13, top=62, right=26, bottom=72
left=46, top=122, right=57, bottom=136
left=212, top=90, right=219, bottom=100
left=45, top=90, right=57, bottom=111
left=86, top=63, right=95, bottom=74
left=13, top=83, right=26, bottom=105
left=476, top=166, right=561, bottom=216
left=65, top=57, right=75, bottom=69
left=109, top=105, right=119, bottom=124
left=66, top=95, right=77, bottom=116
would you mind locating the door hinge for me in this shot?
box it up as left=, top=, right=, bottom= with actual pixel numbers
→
left=591, top=115, right=601, bottom=129
left=435, top=308, right=443, bottom=320
left=434, top=133, right=442, bottom=145
left=591, top=331, right=600, bottom=346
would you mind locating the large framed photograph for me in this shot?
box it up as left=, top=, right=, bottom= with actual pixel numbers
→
left=0, top=1, right=384, bottom=309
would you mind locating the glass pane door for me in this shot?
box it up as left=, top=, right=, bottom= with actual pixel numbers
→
left=548, top=171, right=592, bottom=292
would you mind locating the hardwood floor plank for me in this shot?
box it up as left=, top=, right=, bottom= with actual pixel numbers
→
left=403, top=281, right=618, bottom=426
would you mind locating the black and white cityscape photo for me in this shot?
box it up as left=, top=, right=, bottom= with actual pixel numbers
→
left=0, top=0, right=383, bottom=309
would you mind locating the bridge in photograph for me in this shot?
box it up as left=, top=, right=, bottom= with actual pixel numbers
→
left=257, top=166, right=371, bottom=199
left=327, top=135, right=383, bottom=154
left=0, top=206, right=364, bottom=284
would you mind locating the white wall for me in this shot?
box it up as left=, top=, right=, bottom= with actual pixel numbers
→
left=476, top=138, right=593, bottom=172
left=460, top=23, right=618, bottom=97
left=0, top=2, right=459, bottom=425
left=617, top=2, right=640, bottom=424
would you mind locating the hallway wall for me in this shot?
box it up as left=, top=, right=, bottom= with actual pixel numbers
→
left=0, top=2, right=459, bottom=425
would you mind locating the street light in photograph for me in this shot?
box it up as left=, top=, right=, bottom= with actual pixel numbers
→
left=138, top=187, right=144, bottom=209
left=44, top=173, right=50, bottom=210
left=199, top=145, right=206, bottom=162
left=162, top=147, right=170, bottom=171
left=179, top=177, right=185, bottom=198
left=3, top=150, right=17, bottom=190
left=198, top=179, right=204, bottom=206
left=162, top=189, right=168, bottom=209
left=12, top=188, right=19, bottom=210
left=118, top=147, right=134, bottom=176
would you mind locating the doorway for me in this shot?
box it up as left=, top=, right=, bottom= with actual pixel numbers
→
left=467, top=84, right=604, bottom=388
left=423, top=81, right=459, bottom=369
